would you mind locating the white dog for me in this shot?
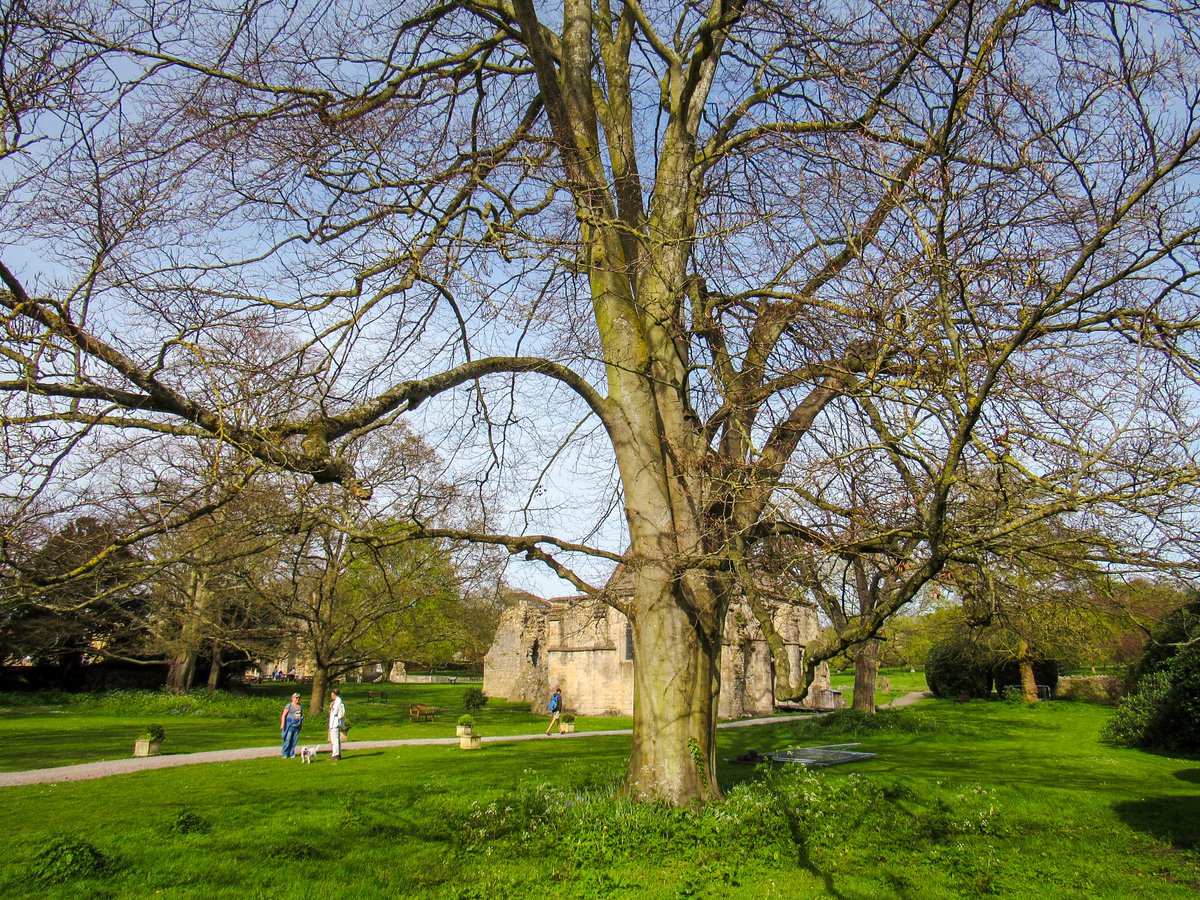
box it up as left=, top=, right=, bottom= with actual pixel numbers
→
left=299, top=746, right=318, bottom=764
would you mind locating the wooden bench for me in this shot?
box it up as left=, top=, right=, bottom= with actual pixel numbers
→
left=366, top=689, right=388, bottom=703
left=408, top=703, right=436, bottom=722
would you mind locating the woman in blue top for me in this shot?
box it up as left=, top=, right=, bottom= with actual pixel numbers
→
left=544, top=687, right=563, bottom=736
left=279, top=692, right=303, bottom=758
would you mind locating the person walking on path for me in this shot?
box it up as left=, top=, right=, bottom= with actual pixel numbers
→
left=280, top=692, right=304, bottom=759
left=328, top=688, right=347, bottom=759
left=545, top=687, right=563, bottom=735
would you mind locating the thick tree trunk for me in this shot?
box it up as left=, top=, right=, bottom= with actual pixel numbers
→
left=624, top=591, right=723, bottom=804
left=853, top=638, right=881, bottom=712
left=166, top=571, right=209, bottom=693
left=308, top=665, right=329, bottom=734
left=206, top=640, right=222, bottom=691
left=1018, top=643, right=1038, bottom=703
left=167, top=651, right=196, bottom=693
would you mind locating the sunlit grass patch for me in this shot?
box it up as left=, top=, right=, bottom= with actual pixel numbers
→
left=0, top=693, right=1197, bottom=897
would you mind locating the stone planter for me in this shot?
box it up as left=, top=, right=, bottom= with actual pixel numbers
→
left=459, top=734, right=482, bottom=750
left=133, top=738, right=162, bottom=757
left=559, top=722, right=575, bottom=734
left=456, top=725, right=473, bottom=737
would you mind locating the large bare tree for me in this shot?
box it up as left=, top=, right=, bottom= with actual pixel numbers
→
left=4, top=0, right=1200, bottom=804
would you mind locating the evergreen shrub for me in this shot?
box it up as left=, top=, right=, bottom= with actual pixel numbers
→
left=1105, top=597, right=1200, bottom=751
left=924, top=639, right=992, bottom=699
left=1147, top=646, right=1200, bottom=750
left=1102, top=671, right=1170, bottom=747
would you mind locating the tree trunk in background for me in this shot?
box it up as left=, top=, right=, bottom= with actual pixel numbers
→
left=1019, top=641, right=1038, bottom=703
left=308, top=665, right=329, bottom=737
left=167, top=651, right=197, bottom=693
left=206, top=640, right=222, bottom=690
left=166, top=571, right=210, bottom=692
left=853, top=638, right=881, bottom=712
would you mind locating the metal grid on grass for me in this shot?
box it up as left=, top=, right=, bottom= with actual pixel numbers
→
left=768, top=743, right=877, bottom=767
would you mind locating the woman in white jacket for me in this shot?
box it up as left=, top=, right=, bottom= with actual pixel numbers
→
left=328, top=688, right=346, bottom=760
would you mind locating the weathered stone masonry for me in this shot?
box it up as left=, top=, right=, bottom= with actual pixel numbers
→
left=484, top=596, right=840, bottom=716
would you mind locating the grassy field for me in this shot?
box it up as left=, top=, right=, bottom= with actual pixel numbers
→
left=0, top=686, right=1197, bottom=897
left=0, top=683, right=632, bottom=772
left=829, top=666, right=929, bottom=707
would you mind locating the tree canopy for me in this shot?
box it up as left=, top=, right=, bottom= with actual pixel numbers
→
left=4, top=0, right=1200, bottom=804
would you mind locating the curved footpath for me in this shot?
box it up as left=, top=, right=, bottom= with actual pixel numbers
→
left=0, top=691, right=932, bottom=788
left=883, top=690, right=934, bottom=708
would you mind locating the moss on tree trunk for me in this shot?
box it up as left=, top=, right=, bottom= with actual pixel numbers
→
left=853, top=638, right=881, bottom=712
left=624, top=598, right=722, bottom=804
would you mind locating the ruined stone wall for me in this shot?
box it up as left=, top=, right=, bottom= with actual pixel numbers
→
left=545, top=601, right=634, bottom=715
left=718, top=601, right=776, bottom=717
left=483, top=594, right=831, bottom=717
left=482, top=601, right=549, bottom=703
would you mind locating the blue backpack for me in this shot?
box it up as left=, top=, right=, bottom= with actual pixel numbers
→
left=549, top=693, right=561, bottom=712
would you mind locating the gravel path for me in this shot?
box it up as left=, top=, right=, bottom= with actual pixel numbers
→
left=0, top=694, right=933, bottom=788
left=882, top=690, right=934, bottom=708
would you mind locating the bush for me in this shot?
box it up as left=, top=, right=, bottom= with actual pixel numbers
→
left=462, top=687, right=489, bottom=712
left=457, top=714, right=474, bottom=728
left=924, top=639, right=992, bottom=699
left=32, top=836, right=111, bottom=883
left=1147, top=646, right=1200, bottom=751
left=140, top=723, right=166, bottom=742
left=999, top=685, right=1025, bottom=704
left=1102, top=671, right=1171, bottom=747
left=1106, top=601, right=1200, bottom=751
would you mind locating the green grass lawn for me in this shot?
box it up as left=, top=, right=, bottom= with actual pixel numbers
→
left=0, top=690, right=1196, bottom=898
left=829, top=666, right=929, bottom=707
left=0, top=683, right=632, bottom=772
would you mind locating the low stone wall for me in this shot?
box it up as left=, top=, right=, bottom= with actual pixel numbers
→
left=1054, top=675, right=1125, bottom=703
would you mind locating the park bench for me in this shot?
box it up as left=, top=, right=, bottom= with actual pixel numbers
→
left=366, top=689, right=388, bottom=703
left=408, top=703, right=436, bottom=722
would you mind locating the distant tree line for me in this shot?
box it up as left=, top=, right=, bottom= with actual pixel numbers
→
left=0, top=428, right=507, bottom=704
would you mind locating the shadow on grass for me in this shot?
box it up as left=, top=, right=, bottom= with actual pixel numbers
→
left=1175, top=768, right=1200, bottom=785
left=774, top=793, right=846, bottom=900
left=1113, top=796, right=1200, bottom=850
